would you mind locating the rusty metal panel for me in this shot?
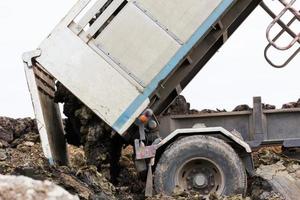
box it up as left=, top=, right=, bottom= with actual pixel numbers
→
left=24, top=61, right=68, bottom=165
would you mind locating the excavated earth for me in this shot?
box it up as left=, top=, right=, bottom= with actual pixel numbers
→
left=1, top=96, right=300, bottom=199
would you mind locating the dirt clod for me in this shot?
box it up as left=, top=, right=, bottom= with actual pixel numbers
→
left=0, top=149, right=7, bottom=161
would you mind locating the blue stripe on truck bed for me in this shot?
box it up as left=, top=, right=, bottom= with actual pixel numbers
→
left=112, top=0, right=235, bottom=133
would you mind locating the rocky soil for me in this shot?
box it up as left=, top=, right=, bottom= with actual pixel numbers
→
left=164, top=95, right=300, bottom=115
left=0, top=116, right=292, bottom=200
left=0, top=175, right=79, bottom=200
left=0, top=117, right=146, bottom=200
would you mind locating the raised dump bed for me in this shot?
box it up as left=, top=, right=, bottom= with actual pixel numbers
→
left=25, top=0, right=237, bottom=134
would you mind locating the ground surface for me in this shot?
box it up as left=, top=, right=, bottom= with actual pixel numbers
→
left=0, top=174, right=79, bottom=200
left=1, top=101, right=300, bottom=200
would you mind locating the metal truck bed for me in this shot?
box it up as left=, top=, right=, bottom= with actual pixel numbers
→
left=159, top=97, right=300, bottom=148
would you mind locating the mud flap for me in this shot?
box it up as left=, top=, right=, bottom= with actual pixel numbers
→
left=23, top=50, right=68, bottom=165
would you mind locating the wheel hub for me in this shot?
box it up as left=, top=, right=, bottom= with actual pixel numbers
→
left=193, top=173, right=208, bottom=188
left=186, top=168, right=215, bottom=193
left=176, top=158, right=224, bottom=196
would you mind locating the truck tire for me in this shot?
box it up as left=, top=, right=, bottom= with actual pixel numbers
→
left=154, top=135, right=247, bottom=196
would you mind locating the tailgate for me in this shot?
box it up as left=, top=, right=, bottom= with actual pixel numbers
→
left=35, top=0, right=235, bottom=134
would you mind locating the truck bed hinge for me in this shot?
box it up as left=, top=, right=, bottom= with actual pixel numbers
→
left=22, top=49, right=42, bottom=68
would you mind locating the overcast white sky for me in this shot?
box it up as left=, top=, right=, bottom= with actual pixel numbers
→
left=0, top=0, right=299, bottom=118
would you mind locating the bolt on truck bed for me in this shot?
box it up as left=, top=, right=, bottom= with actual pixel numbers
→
left=23, top=0, right=265, bottom=163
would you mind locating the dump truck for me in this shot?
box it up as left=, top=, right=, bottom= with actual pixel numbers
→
left=22, top=0, right=300, bottom=197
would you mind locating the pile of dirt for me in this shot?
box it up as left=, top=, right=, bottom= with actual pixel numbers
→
left=54, top=83, right=113, bottom=168
left=0, top=116, right=297, bottom=200
left=164, top=96, right=227, bottom=115
left=164, top=96, right=300, bottom=116
left=0, top=117, right=37, bottom=146
left=54, top=82, right=125, bottom=184
left=251, top=147, right=300, bottom=200
left=0, top=117, right=143, bottom=200
left=282, top=99, right=300, bottom=109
